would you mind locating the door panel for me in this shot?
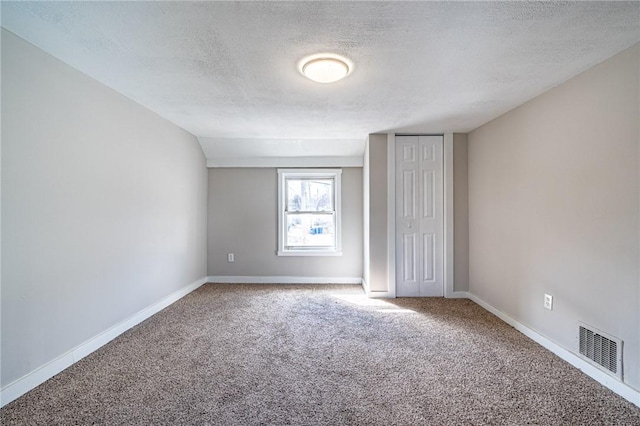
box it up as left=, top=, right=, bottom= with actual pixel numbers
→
left=402, top=144, right=416, bottom=162
left=396, top=135, right=443, bottom=297
left=402, top=170, right=416, bottom=219
left=423, top=170, right=435, bottom=218
left=403, top=234, right=417, bottom=282
left=423, top=233, right=435, bottom=282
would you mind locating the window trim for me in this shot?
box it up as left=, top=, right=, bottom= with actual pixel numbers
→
left=277, top=168, right=342, bottom=256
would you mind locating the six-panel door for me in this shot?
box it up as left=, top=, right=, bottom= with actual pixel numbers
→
left=395, top=135, right=444, bottom=297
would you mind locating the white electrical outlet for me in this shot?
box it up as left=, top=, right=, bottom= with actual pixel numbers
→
left=544, top=293, right=553, bottom=310
left=227, top=253, right=234, bottom=262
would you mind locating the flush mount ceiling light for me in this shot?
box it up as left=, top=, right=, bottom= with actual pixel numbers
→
left=298, top=53, right=353, bottom=84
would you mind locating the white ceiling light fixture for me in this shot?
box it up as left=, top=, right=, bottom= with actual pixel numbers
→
left=298, top=53, right=353, bottom=84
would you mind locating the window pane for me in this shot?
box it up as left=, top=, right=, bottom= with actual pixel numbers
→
left=287, top=179, right=333, bottom=212
left=286, top=213, right=335, bottom=247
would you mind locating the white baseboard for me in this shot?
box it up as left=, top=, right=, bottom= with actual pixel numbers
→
left=0, top=277, right=207, bottom=408
left=360, top=281, right=395, bottom=299
left=361, top=278, right=370, bottom=294
left=363, top=284, right=464, bottom=299
left=366, top=290, right=395, bottom=298
left=465, top=291, right=640, bottom=408
left=360, top=278, right=396, bottom=298
left=206, top=276, right=363, bottom=284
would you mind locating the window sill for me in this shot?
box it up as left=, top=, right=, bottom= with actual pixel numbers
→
left=277, top=250, right=343, bottom=257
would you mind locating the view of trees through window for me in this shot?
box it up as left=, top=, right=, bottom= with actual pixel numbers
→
left=286, top=178, right=335, bottom=248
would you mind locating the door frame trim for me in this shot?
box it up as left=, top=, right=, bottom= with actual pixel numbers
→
left=387, top=133, right=455, bottom=298
left=443, top=133, right=455, bottom=298
left=386, top=133, right=397, bottom=298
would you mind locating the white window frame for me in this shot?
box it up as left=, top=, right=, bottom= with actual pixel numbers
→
left=277, top=168, right=342, bottom=256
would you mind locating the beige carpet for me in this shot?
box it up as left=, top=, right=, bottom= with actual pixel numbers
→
left=2, top=284, right=639, bottom=425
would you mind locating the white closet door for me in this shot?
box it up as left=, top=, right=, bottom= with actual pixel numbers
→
left=395, top=135, right=444, bottom=297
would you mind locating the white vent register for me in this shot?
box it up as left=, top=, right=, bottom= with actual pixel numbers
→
left=578, top=322, right=623, bottom=380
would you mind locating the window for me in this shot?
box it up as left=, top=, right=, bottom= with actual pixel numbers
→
left=277, top=169, right=342, bottom=256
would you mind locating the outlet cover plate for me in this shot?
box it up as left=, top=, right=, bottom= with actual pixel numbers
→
left=544, top=293, right=553, bottom=310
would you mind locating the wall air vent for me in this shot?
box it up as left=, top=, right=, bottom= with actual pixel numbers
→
left=578, top=322, right=622, bottom=380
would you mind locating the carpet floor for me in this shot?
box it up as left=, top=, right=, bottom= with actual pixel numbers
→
left=2, top=284, right=640, bottom=425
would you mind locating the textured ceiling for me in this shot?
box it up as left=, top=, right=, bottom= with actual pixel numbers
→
left=2, top=1, right=639, bottom=160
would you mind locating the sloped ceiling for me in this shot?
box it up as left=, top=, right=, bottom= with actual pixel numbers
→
left=2, top=1, right=639, bottom=161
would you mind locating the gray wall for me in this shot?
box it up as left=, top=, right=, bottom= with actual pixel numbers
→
left=468, top=44, right=639, bottom=389
left=1, top=30, right=208, bottom=387
left=207, top=168, right=363, bottom=279
left=453, top=133, right=469, bottom=292
left=363, top=134, right=389, bottom=293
